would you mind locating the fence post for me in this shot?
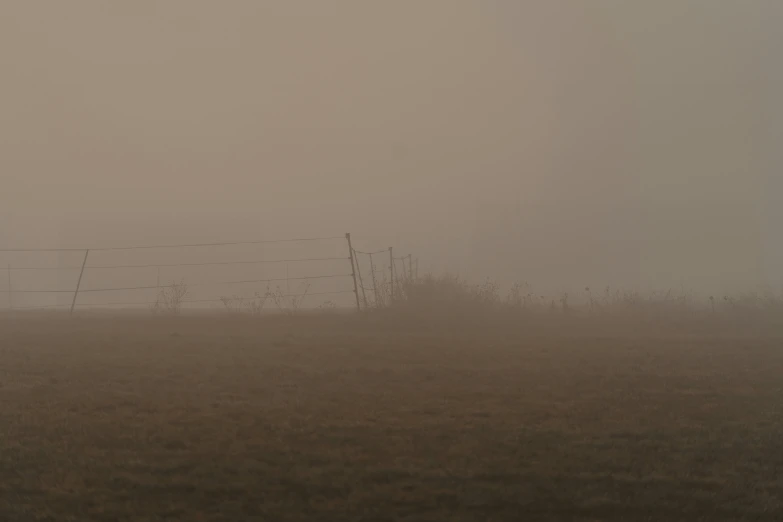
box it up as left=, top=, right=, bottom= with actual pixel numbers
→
left=389, top=247, right=394, bottom=303
left=415, top=257, right=419, bottom=280
left=70, top=249, right=90, bottom=316
left=369, top=253, right=379, bottom=306
left=6, top=264, right=11, bottom=310
left=345, top=233, right=361, bottom=312
left=353, top=250, right=369, bottom=309
left=408, top=254, right=413, bottom=282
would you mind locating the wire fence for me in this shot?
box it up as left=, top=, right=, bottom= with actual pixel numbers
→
left=0, top=233, right=418, bottom=314
left=350, top=248, right=417, bottom=309
left=0, top=236, right=340, bottom=313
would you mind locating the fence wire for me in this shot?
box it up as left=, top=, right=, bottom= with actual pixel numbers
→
left=351, top=248, right=397, bottom=309
left=1, top=235, right=363, bottom=312
left=6, top=256, right=349, bottom=271
left=1, top=235, right=418, bottom=313
left=0, top=236, right=345, bottom=253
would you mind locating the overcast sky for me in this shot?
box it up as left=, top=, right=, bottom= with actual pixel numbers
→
left=2, top=1, right=781, bottom=295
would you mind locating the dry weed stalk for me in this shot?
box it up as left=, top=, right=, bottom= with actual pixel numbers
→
left=151, top=280, right=189, bottom=315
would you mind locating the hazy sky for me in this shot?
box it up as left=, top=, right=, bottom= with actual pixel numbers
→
left=2, top=1, right=781, bottom=294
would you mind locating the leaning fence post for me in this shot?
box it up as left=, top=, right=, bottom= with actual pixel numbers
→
left=345, top=234, right=361, bottom=312
left=389, top=247, right=394, bottom=303
left=353, top=250, right=369, bottom=309
left=70, top=249, right=90, bottom=316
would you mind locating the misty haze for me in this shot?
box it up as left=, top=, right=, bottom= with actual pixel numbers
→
left=1, top=2, right=782, bottom=521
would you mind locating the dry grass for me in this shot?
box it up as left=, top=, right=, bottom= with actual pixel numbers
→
left=1, top=313, right=782, bottom=521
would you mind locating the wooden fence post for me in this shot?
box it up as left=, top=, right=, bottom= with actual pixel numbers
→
left=389, top=247, right=394, bottom=303
left=70, top=249, right=90, bottom=316
left=369, top=253, right=379, bottom=306
left=353, top=250, right=369, bottom=309
left=345, top=234, right=361, bottom=312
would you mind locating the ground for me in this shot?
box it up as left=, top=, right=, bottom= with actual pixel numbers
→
left=0, top=314, right=781, bottom=521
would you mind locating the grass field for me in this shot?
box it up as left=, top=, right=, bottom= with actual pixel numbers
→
left=1, top=313, right=782, bottom=521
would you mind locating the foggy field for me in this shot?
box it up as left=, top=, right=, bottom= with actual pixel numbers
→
left=1, top=315, right=782, bottom=521
left=3, top=1, right=782, bottom=520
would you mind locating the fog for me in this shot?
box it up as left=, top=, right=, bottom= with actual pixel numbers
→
left=2, top=1, right=781, bottom=298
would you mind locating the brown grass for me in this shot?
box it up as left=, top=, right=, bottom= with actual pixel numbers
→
left=1, top=314, right=782, bottom=521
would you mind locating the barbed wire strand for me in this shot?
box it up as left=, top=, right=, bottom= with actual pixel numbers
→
left=352, top=248, right=388, bottom=256
left=358, top=284, right=377, bottom=293
left=0, top=236, right=345, bottom=253
left=0, top=273, right=351, bottom=294
left=7, top=256, right=349, bottom=271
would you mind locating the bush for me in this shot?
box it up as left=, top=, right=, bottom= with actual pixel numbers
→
left=373, top=274, right=783, bottom=331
